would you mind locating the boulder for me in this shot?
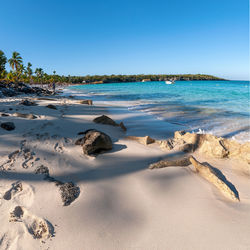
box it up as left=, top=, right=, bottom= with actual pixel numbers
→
left=189, top=156, right=239, bottom=202
left=1, top=122, right=15, bottom=131
left=13, top=112, right=37, bottom=119
left=76, top=129, right=112, bottom=155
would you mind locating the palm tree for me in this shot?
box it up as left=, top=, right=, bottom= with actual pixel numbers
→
left=0, top=50, right=7, bottom=76
left=35, top=68, right=44, bottom=86
left=26, top=62, right=33, bottom=83
left=8, top=51, right=23, bottom=72
left=17, top=64, right=25, bottom=81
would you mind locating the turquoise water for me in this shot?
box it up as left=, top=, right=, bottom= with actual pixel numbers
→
left=67, top=80, right=250, bottom=141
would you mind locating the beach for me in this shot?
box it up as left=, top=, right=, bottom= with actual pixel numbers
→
left=0, top=88, right=250, bottom=250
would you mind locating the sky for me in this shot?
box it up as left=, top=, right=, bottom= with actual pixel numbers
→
left=0, top=0, right=249, bottom=80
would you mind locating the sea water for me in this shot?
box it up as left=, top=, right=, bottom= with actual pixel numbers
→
left=67, top=81, right=250, bottom=142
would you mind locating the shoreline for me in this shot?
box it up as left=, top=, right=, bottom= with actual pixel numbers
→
left=0, top=91, right=249, bottom=250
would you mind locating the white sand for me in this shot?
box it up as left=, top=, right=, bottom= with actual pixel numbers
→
left=0, top=96, right=249, bottom=250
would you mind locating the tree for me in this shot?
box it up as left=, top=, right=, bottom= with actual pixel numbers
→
left=0, top=50, right=7, bottom=77
left=35, top=68, right=44, bottom=85
left=8, top=51, right=23, bottom=72
left=26, top=62, right=33, bottom=82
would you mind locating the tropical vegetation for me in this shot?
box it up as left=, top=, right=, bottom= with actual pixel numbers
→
left=0, top=49, right=225, bottom=85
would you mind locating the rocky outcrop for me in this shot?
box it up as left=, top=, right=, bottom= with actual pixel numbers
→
left=158, top=131, right=249, bottom=166
left=13, top=112, right=37, bottom=119
left=78, top=99, right=93, bottom=105
left=189, top=156, right=240, bottom=202
left=0, top=82, right=53, bottom=97
left=126, top=135, right=155, bottom=145
left=93, top=115, right=127, bottom=131
left=1, top=122, right=15, bottom=131
left=75, top=129, right=112, bottom=156
left=149, top=156, right=191, bottom=169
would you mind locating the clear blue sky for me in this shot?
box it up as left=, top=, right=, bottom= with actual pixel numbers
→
left=0, top=0, right=249, bottom=80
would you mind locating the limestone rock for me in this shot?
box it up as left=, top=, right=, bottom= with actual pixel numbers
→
left=127, top=135, right=155, bottom=145
left=1, top=122, right=15, bottom=131
left=59, top=182, right=80, bottom=206
left=149, top=156, right=191, bottom=169
left=189, top=156, right=240, bottom=202
left=76, top=129, right=112, bottom=155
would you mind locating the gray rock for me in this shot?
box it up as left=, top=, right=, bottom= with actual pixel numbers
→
left=59, top=182, right=80, bottom=206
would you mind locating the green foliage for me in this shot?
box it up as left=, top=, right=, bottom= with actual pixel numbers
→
left=0, top=50, right=7, bottom=77
left=0, top=49, right=225, bottom=85
left=8, top=51, right=23, bottom=72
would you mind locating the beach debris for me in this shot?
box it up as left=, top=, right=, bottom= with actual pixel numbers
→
left=78, top=99, right=93, bottom=105
left=35, top=166, right=80, bottom=206
left=9, top=206, right=54, bottom=240
left=35, top=165, right=49, bottom=176
left=189, top=156, right=240, bottom=202
left=126, top=135, right=155, bottom=145
left=149, top=156, right=191, bottom=169
left=59, top=182, right=81, bottom=206
left=13, top=112, right=37, bottom=119
left=75, top=129, right=112, bottom=156
left=19, top=99, right=37, bottom=106
left=1, top=122, right=15, bottom=131
left=93, top=115, right=127, bottom=131
left=46, top=104, right=57, bottom=110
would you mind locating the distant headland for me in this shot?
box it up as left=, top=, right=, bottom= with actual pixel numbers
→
left=0, top=50, right=225, bottom=85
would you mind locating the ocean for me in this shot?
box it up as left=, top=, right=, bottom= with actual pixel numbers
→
left=66, top=80, right=250, bottom=142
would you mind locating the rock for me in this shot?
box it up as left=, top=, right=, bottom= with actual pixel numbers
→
left=1, top=122, right=15, bottom=131
left=127, top=135, right=155, bottom=145
left=0, top=113, right=9, bottom=117
left=119, top=122, right=127, bottom=132
left=189, top=156, right=240, bottom=202
left=13, top=112, right=37, bottom=119
left=46, top=104, right=57, bottom=110
left=59, top=182, right=80, bottom=206
left=19, top=99, right=37, bottom=106
left=78, top=99, right=93, bottom=105
left=93, top=115, right=127, bottom=132
left=93, top=115, right=117, bottom=126
left=76, top=129, right=112, bottom=155
left=149, top=156, right=191, bottom=169
left=174, top=131, right=229, bottom=158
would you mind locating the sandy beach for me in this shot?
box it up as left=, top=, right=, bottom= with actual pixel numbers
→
left=0, top=93, right=250, bottom=250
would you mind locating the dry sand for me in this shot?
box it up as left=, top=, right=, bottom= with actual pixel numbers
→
left=0, top=95, right=249, bottom=250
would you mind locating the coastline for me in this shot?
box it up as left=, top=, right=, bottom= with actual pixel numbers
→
left=0, top=90, right=250, bottom=250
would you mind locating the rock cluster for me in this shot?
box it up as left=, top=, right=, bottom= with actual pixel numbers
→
left=0, top=82, right=53, bottom=97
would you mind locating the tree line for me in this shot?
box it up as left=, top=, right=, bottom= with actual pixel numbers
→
left=0, top=50, right=224, bottom=85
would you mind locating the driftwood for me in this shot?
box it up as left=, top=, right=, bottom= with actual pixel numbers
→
left=149, top=156, right=191, bottom=169
left=189, top=156, right=240, bottom=202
